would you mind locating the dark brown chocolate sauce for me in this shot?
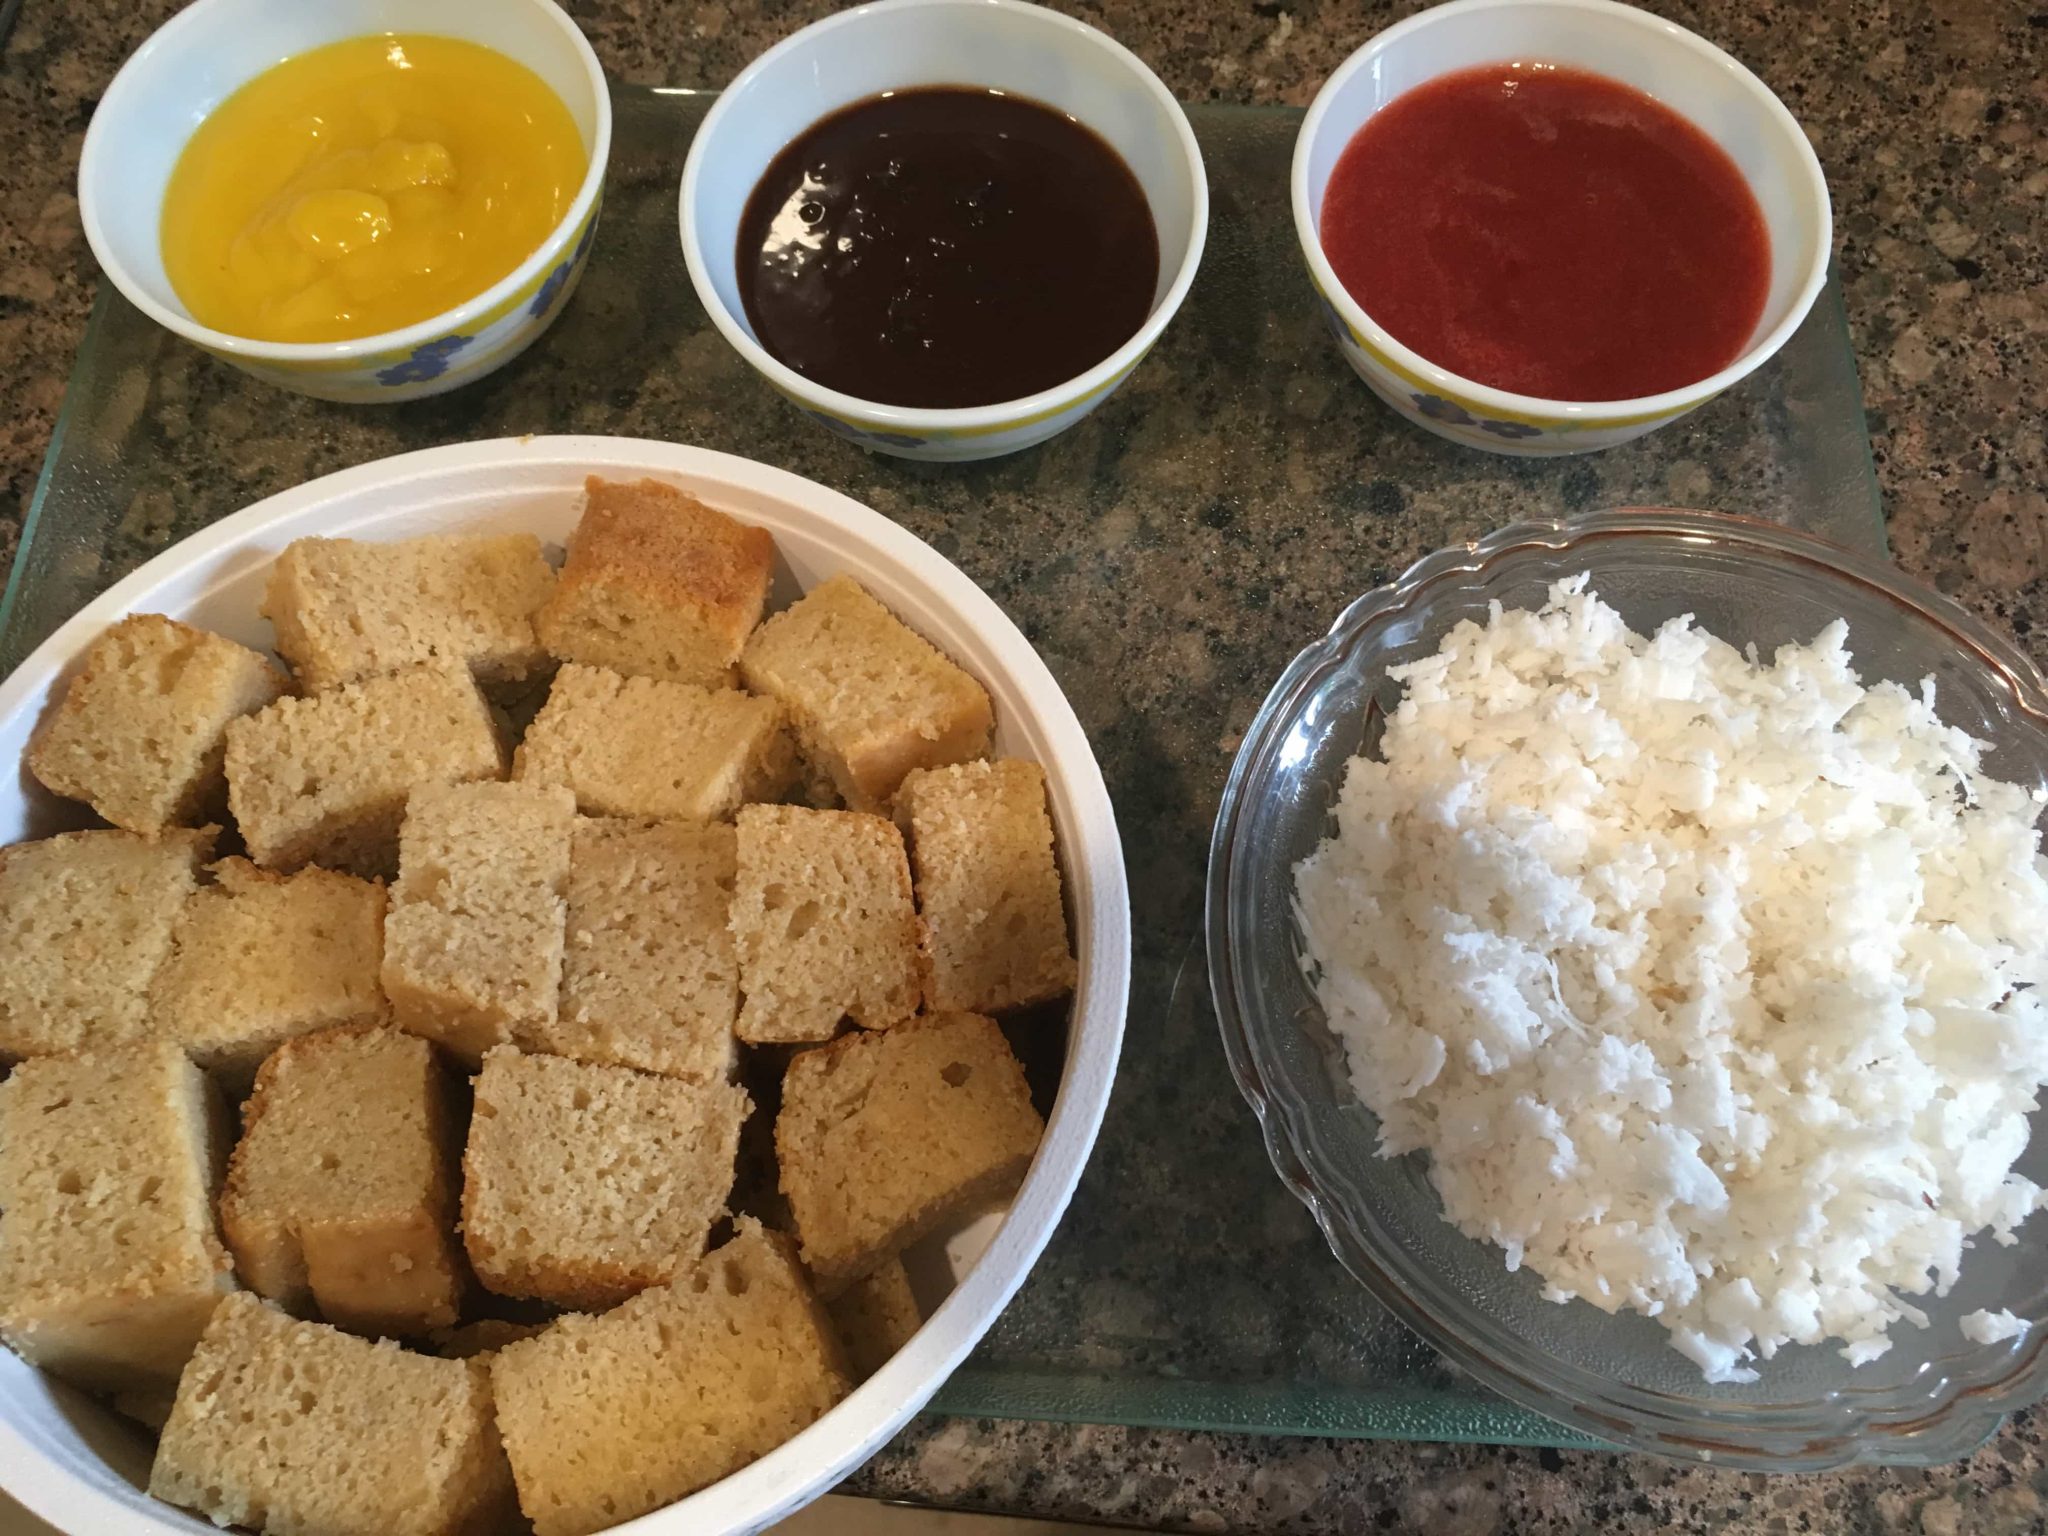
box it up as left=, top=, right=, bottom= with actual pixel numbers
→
left=736, top=86, right=1159, bottom=410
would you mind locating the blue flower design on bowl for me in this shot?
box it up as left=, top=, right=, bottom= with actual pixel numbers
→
left=801, top=409, right=930, bottom=451
left=528, top=214, right=599, bottom=320
left=1316, top=294, right=1353, bottom=347
left=376, top=333, right=473, bottom=387
left=1411, top=392, right=1477, bottom=427
left=1480, top=417, right=1545, bottom=440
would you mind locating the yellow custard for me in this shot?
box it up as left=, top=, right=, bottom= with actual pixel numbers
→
left=160, top=34, right=586, bottom=343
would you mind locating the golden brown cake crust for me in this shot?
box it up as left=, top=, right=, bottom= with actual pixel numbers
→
left=535, top=477, right=775, bottom=687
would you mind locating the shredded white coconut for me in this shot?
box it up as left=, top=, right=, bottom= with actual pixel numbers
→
left=1293, top=577, right=2048, bottom=1382
left=1960, top=1308, right=2027, bottom=1345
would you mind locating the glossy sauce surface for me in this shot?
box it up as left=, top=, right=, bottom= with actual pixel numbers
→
left=161, top=34, right=585, bottom=343
left=1319, top=63, right=1771, bottom=402
left=737, top=87, right=1159, bottom=410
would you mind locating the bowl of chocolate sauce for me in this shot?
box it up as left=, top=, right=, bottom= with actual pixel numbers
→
left=681, top=0, right=1207, bottom=462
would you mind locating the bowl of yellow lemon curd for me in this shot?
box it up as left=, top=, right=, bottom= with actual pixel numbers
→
left=78, top=0, right=610, bottom=402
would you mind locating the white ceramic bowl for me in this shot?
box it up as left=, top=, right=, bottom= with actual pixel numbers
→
left=680, top=0, right=1208, bottom=463
left=0, top=438, right=1132, bottom=1536
left=78, top=0, right=611, bottom=404
left=1292, top=0, right=1832, bottom=456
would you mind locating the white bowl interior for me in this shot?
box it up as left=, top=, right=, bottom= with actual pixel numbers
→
left=686, top=0, right=1201, bottom=344
left=82, top=0, right=604, bottom=322
left=0, top=439, right=1129, bottom=1536
left=1299, top=0, right=1827, bottom=356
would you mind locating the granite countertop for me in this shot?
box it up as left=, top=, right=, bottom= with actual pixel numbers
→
left=3, top=2, right=2045, bottom=1532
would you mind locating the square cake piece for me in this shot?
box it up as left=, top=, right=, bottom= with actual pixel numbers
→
left=462, top=1047, right=750, bottom=1309
left=731, top=804, right=922, bottom=1044
left=0, top=1041, right=235, bottom=1394
left=534, top=817, right=739, bottom=1081
left=382, top=780, right=574, bottom=1064
left=896, top=759, right=1077, bottom=1013
left=220, top=1025, right=465, bottom=1336
left=150, top=858, right=388, bottom=1088
left=738, top=575, right=993, bottom=811
left=534, top=476, right=775, bottom=687
left=488, top=1220, right=847, bottom=1536
left=262, top=532, right=557, bottom=692
left=150, top=1293, right=515, bottom=1536
left=514, top=662, right=794, bottom=821
left=777, top=1012, right=1044, bottom=1294
left=225, top=661, right=507, bottom=877
left=27, top=614, right=289, bottom=834
left=0, top=827, right=213, bottom=1062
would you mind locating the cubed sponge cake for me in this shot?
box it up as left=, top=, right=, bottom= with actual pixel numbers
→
left=0, top=827, right=213, bottom=1062
left=488, top=1219, right=848, bottom=1536
left=26, top=613, right=289, bottom=835
left=828, top=1256, right=923, bottom=1379
left=739, top=574, right=993, bottom=812
left=382, top=780, right=574, bottom=1064
left=149, top=858, right=388, bottom=1089
left=732, top=804, right=922, bottom=1044
left=778, top=1012, right=1044, bottom=1294
left=220, top=1025, right=465, bottom=1336
left=262, top=532, right=557, bottom=693
left=534, top=476, right=775, bottom=688
left=0, top=1041, right=235, bottom=1395
left=462, top=1047, right=750, bottom=1309
left=537, top=817, right=740, bottom=1082
left=150, top=1292, right=515, bottom=1536
left=225, top=661, right=507, bottom=878
left=896, top=759, right=1077, bottom=1014
left=514, top=662, right=794, bottom=822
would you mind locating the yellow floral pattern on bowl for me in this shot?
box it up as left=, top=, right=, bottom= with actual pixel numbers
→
left=780, top=350, right=1147, bottom=461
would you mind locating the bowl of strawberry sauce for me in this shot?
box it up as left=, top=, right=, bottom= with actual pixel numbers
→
left=1292, top=0, right=1831, bottom=456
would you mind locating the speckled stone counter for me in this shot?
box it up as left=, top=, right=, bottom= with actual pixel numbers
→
left=3, top=3, right=2045, bottom=1532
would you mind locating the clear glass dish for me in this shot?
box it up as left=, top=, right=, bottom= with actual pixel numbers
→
left=1208, top=508, right=2048, bottom=1470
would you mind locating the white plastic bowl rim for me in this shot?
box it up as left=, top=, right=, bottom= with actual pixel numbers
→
left=0, top=436, right=1131, bottom=1536
left=75, top=0, right=614, bottom=365
left=1290, top=0, right=1834, bottom=424
left=677, top=0, right=1210, bottom=434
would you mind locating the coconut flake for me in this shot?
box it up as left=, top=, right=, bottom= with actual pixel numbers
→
left=1294, top=578, right=2048, bottom=1380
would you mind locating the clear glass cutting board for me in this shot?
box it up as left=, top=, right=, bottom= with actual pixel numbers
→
left=3, top=89, right=1881, bottom=1447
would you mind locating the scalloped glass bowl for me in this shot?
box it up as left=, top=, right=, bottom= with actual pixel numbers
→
left=1208, top=509, right=2048, bottom=1469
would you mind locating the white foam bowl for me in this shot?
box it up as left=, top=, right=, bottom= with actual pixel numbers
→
left=0, top=437, right=1131, bottom=1536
